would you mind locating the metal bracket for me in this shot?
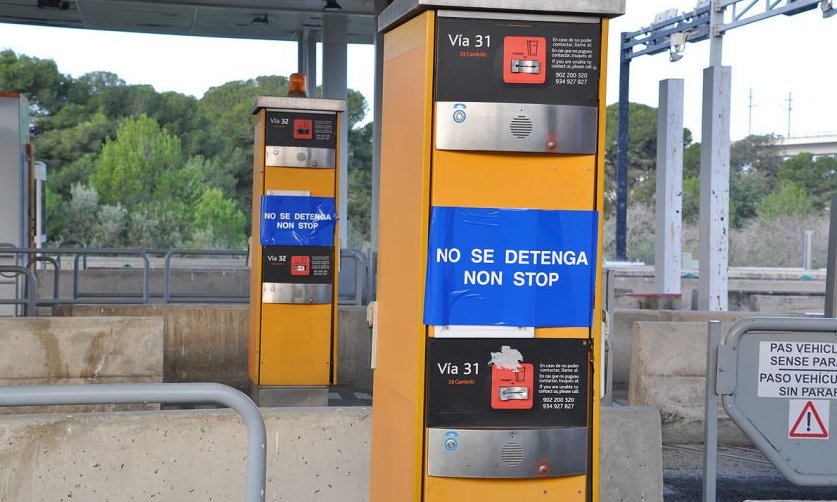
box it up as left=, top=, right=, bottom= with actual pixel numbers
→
left=715, top=343, right=736, bottom=396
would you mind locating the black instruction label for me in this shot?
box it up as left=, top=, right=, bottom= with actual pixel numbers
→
left=435, top=17, right=601, bottom=106
left=265, top=111, right=337, bottom=149
left=426, top=338, right=589, bottom=428
left=262, top=245, right=333, bottom=285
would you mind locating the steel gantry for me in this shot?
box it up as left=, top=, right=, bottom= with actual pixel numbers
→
left=615, top=0, right=834, bottom=310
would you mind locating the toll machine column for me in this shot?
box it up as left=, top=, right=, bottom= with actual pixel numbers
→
left=249, top=96, right=346, bottom=407
left=371, top=1, right=623, bottom=501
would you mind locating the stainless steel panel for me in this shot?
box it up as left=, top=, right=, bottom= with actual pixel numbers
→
left=436, top=101, right=598, bottom=154
left=265, top=146, right=336, bottom=169
left=252, top=96, right=345, bottom=115
left=427, top=427, right=588, bottom=478
left=379, top=0, right=624, bottom=32
left=262, top=283, right=332, bottom=304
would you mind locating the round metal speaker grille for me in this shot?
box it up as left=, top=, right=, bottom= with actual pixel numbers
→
left=501, top=442, right=525, bottom=466
left=509, top=115, right=533, bottom=139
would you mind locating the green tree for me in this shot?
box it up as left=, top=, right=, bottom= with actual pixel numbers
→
left=192, top=188, right=247, bottom=249
left=0, top=50, right=72, bottom=115
left=91, top=114, right=184, bottom=208
left=59, top=183, right=99, bottom=244
left=192, top=75, right=290, bottom=211
left=778, top=153, right=837, bottom=209
left=757, top=180, right=815, bottom=220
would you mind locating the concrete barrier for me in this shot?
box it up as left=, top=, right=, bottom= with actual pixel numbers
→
left=628, top=321, right=749, bottom=444
left=54, top=305, right=373, bottom=393
left=600, top=406, right=663, bottom=502
left=610, top=309, right=772, bottom=390
left=0, top=405, right=660, bottom=501
left=0, top=317, right=163, bottom=414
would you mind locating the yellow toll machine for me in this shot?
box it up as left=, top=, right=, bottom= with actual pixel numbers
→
left=249, top=96, right=345, bottom=406
left=371, top=1, right=623, bottom=500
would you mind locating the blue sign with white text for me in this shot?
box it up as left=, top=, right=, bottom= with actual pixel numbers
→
left=259, top=195, right=336, bottom=247
left=423, top=206, right=598, bottom=327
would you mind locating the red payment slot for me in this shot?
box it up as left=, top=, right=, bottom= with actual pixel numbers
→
left=293, top=118, right=313, bottom=140
left=503, top=36, right=547, bottom=85
left=291, top=255, right=311, bottom=276
left=491, top=363, right=534, bottom=409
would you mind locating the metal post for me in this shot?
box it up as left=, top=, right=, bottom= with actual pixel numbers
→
left=322, top=13, right=349, bottom=249
left=297, top=29, right=305, bottom=74
left=0, top=383, right=267, bottom=502
left=698, top=1, right=730, bottom=311
left=697, top=64, right=731, bottom=311
left=615, top=39, right=630, bottom=261
left=802, top=230, right=814, bottom=270
left=307, top=30, right=319, bottom=98
left=370, top=0, right=386, bottom=300
left=655, top=79, right=684, bottom=295
left=296, top=28, right=318, bottom=98
left=825, top=196, right=837, bottom=317
left=702, top=320, right=722, bottom=502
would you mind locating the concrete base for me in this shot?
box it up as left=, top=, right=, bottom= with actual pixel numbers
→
left=629, top=321, right=750, bottom=445
left=56, top=305, right=374, bottom=394
left=600, top=406, right=663, bottom=502
left=254, top=386, right=329, bottom=407
left=0, top=316, right=163, bottom=414
left=0, top=405, right=661, bottom=501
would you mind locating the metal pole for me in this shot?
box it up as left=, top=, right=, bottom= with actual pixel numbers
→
left=698, top=0, right=731, bottom=311
left=0, top=383, right=267, bottom=502
left=802, top=230, right=814, bottom=270
left=616, top=38, right=631, bottom=261
left=655, top=79, right=684, bottom=295
left=370, top=0, right=386, bottom=300
left=825, top=195, right=837, bottom=317
left=322, top=13, right=349, bottom=249
left=702, top=320, right=722, bottom=502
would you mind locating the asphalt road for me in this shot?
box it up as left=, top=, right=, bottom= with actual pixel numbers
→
left=664, top=444, right=837, bottom=501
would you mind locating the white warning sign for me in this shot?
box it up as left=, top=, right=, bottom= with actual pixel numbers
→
left=758, top=341, right=837, bottom=398
left=788, top=399, right=829, bottom=439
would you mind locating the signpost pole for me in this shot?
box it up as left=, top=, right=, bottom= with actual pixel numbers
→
left=825, top=195, right=837, bottom=317
left=702, top=320, right=722, bottom=502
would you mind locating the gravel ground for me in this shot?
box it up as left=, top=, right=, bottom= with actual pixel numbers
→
left=663, top=444, right=837, bottom=501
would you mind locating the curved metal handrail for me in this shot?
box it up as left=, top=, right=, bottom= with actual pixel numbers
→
left=0, top=265, right=37, bottom=316
left=163, top=249, right=248, bottom=303
left=0, top=383, right=266, bottom=502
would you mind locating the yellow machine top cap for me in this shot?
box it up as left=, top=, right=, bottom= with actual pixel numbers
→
left=251, top=96, right=346, bottom=115
left=379, top=0, right=626, bottom=33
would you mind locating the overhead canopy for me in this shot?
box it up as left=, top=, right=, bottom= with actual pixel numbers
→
left=0, top=0, right=376, bottom=43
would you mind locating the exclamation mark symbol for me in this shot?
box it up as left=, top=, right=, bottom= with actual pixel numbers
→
left=807, top=411, right=812, bottom=432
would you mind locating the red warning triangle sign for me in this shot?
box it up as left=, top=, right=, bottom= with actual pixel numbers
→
left=789, top=401, right=829, bottom=438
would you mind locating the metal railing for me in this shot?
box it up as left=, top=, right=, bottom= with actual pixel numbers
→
left=0, top=383, right=266, bottom=502
left=71, top=248, right=151, bottom=304
left=339, top=249, right=367, bottom=306
left=24, top=255, right=60, bottom=301
left=0, top=245, right=370, bottom=311
left=0, top=265, right=37, bottom=316
left=163, top=249, right=248, bottom=303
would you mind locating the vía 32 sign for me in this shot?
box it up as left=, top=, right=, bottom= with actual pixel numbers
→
left=423, top=206, right=598, bottom=328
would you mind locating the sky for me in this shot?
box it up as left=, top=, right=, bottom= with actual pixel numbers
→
left=1, top=0, right=836, bottom=140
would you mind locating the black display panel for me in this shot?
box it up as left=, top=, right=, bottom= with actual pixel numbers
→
left=426, top=338, right=589, bottom=428
left=262, top=245, right=334, bottom=284
left=435, top=17, right=601, bottom=107
left=265, top=111, right=337, bottom=149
